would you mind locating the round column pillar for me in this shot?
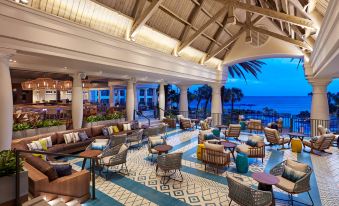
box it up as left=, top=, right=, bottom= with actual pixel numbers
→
left=159, top=83, right=165, bottom=120
left=126, top=79, right=135, bottom=121
left=308, top=78, right=332, bottom=136
left=0, top=52, right=14, bottom=150
left=178, top=85, right=189, bottom=117
left=109, top=86, right=115, bottom=107
left=71, top=73, right=84, bottom=129
left=210, top=83, right=222, bottom=126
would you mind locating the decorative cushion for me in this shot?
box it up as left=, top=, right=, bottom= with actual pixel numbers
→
left=39, top=136, right=52, bottom=148
left=32, top=153, right=47, bottom=160
left=286, top=159, right=308, bottom=173
left=79, top=132, right=89, bottom=141
left=91, top=142, right=105, bottom=150
left=112, top=126, right=119, bottom=133
left=123, top=123, right=131, bottom=131
left=276, top=176, right=295, bottom=193
left=201, top=122, right=209, bottom=130
left=246, top=135, right=263, bottom=147
left=236, top=144, right=250, bottom=155
left=50, top=161, right=72, bottom=177
left=118, top=144, right=128, bottom=153
left=211, top=129, right=221, bottom=137
left=102, top=127, right=109, bottom=136
left=204, top=142, right=224, bottom=153
left=73, top=132, right=80, bottom=142
left=311, top=136, right=319, bottom=142
left=150, top=139, right=165, bottom=147
left=63, top=133, right=74, bottom=144
left=27, top=141, right=43, bottom=151
left=39, top=139, right=48, bottom=151
left=204, top=134, right=215, bottom=140
left=282, top=165, right=306, bottom=182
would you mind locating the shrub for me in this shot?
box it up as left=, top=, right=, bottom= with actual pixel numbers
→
left=13, top=122, right=32, bottom=131
left=36, top=119, right=62, bottom=128
left=0, top=150, right=23, bottom=177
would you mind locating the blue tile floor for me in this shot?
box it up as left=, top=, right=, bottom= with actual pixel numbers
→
left=68, top=128, right=339, bottom=206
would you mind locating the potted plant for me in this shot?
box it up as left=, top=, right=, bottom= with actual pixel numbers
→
left=12, top=123, right=33, bottom=139
left=0, top=150, right=28, bottom=205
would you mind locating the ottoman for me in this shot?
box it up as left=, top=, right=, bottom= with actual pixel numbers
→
left=291, top=138, right=302, bottom=153
left=236, top=153, right=249, bottom=173
left=196, top=144, right=205, bottom=160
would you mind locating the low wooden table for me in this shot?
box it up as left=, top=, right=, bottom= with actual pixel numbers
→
left=215, top=125, right=228, bottom=132
left=252, top=172, right=279, bottom=206
left=154, top=145, right=173, bottom=155
left=79, top=150, right=102, bottom=170
left=221, top=141, right=237, bottom=161
left=287, top=132, right=306, bottom=145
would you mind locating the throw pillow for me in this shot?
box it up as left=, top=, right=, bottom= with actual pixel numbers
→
left=123, top=123, right=131, bottom=131
left=150, top=139, right=164, bottom=147
left=39, top=136, right=52, bottom=148
left=49, top=162, right=72, bottom=177
left=211, top=129, right=221, bottom=137
left=107, top=126, right=114, bottom=135
left=91, top=142, right=105, bottom=150
left=73, top=132, right=80, bottom=143
left=38, top=139, right=48, bottom=151
left=112, top=125, right=119, bottom=133
left=118, top=144, right=128, bottom=153
left=64, top=133, right=74, bottom=144
left=32, top=154, right=47, bottom=160
left=102, top=127, right=109, bottom=136
left=286, top=159, right=308, bottom=173
left=204, top=134, right=215, bottom=140
left=282, top=165, right=306, bottom=183
left=246, top=139, right=257, bottom=147
left=201, top=122, right=209, bottom=130
left=27, top=141, right=43, bottom=151
left=310, top=136, right=319, bottom=142
left=204, top=142, right=224, bottom=153
left=78, top=132, right=89, bottom=141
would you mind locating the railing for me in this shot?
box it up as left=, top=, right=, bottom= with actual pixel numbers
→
left=134, top=109, right=150, bottom=126
left=14, top=149, right=97, bottom=206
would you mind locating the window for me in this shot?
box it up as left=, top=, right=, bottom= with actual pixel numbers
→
left=147, top=88, right=153, bottom=96
left=139, top=89, right=145, bottom=96
left=120, top=90, right=125, bottom=96
left=140, top=98, right=145, bottom=103
left=100, top=90, right=109, bottom=96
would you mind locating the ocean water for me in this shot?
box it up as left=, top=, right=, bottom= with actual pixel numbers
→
left=190, top=96, right=312, bottom=115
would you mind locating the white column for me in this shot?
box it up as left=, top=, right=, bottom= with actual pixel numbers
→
left=0, top=50, right=14, bottom=150
left=308, top=78, right=332, bottom=136
left=210, top=83, right=222, bottom=126
left=178, top=85, right=189, bottom=117
left=159, top=83, right=165, bottom=120
left=109, top=86, right=114, bottom=107
left=71, top=73, right=84, bottom=129
left=126, top=79, right=135, bottom=121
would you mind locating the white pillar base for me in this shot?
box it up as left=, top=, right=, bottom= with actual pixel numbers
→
left=159, top=83, right=165, bottom=120
left=126, top=80, right=135, bottom=121
left=179, top=85, right=189, bottom=117
left=210, top=83, right=222, bottom=126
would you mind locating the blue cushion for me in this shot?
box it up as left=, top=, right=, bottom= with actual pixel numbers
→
left=246, top=140, right=257, bottom=147
left=102, top=128, right=109, bottom=136
left=78, top=132, right=89, bottom=141
left=204, top=134, right=215, bottom=140
left=50, top=162, right=72, bottom=177
left=211, top=129, right=220, bottom=137
left=91, top=144, right=105, bottom=150
left=282, top=165, right=306, bottom=182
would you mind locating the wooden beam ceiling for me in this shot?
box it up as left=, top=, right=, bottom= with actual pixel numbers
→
left=132, top=0, right=147, bottom=19
left=130, top=0, right=164, bottom=38
left=177, top=4, right=228, bottom=53
left=206, top=13, right=229, bottom=55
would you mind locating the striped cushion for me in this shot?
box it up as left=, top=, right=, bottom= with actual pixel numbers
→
left=64, top=133, right=74, bottom=144
left=73, top=132, right=80, bottom=142
left=39, top=136, right=53, bottom=148
left=107, top=126, right=114, bottom=135
left=27, top=141, right=43, bottom=151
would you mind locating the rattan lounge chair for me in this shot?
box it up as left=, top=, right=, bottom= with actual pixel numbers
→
left=303, top=133, right=335, bottom=155
left=126, top=129, right=144, bottom=149
left=156, top=152, right=183, bottom=184
left=264, top=127, right=289, bottom=149
left=224, top=124, right=241, bottom=140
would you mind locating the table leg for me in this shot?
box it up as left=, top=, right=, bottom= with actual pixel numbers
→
left=258, top=183, right=275, bottom=206
left=230, top=148, right=236, bottom=161
left=288, top=136, right=293, bottom=146
left=82, top=158, right=87, bottom=170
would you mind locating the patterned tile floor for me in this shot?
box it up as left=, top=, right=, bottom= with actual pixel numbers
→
left=68, top=128, right=338, bottom=206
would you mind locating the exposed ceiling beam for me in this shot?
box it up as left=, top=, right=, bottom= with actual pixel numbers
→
left=132, top=0, right=147, bottom=19
left=130, top=0, right=164, bottom=38
left=206, top=13, right=229, bottom=55
left=205, top=16, right=264, bottom=62
left=179, top=0, right=205, bottom=41
left=223, top=0, right=316, bottom=29
left=177, top=4, right=228, bottom=53
left=245, top=0, right=252, bottom=42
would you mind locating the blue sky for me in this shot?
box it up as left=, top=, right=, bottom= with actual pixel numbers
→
left=190, top=58, right=338, bottom=96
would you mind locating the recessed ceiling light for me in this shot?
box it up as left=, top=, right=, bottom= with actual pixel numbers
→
left=63, top=67, right=68, bottom=69
left=13, top=60, right=17, bottom=63
left=9, top=59, right=13, bottom=62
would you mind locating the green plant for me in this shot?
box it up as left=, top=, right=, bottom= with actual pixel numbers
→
left=86, top=115, right=105, bottom=122
left=105, top=111, right=123, bottom=120
left=36, top=119, right=62, bottom=128
left=13, top=122, right=32, bottom=131
left=0, top=150, right=23, bottom=177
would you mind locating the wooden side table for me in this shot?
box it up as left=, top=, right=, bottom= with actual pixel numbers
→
left=252, top=172, right=279, bottom=206
left=154, top=145, right=173, bottom=155
left=287, top=132, right=306, bottom=145
left=221, top=142, right=237, bottom=161
left=79, top=150, right=102, bottom=170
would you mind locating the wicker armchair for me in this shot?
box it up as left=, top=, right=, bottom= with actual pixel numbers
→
left=148, top=136, right=167, bottom=162
left=264, top=127, right=290, bottom=149
left=236, top=141, right=265, bottom=163
left=201, top=142, right=230, bottom=173
left=109, top=134, right=127, bottom=148
left=126, top=129, right=144, bottom=149
left=270, top=160, right=314, bottom=205
left=156, top=152, right=183, bottom=184
left=180, top=118, right=195, bottom=130
left=226, top=175, right=272, bottom=206
left=224, top=124, right=241, bottom=140
left=247, top=119, right=263, bottom=133
left=303, top=133, right=335, bottom=155
left=99, top=143, right=129, bottom=180
left=317, top=125, right=327, bottom=135
left=159, top=123, right=168, bottom=139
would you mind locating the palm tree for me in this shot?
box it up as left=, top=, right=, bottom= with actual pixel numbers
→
left=228, top=60, right=265, bottom=82
left=222, top=87, right=244, bottom=120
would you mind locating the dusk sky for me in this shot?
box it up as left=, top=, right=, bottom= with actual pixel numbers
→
left=225, top=58, right=339, bottom=96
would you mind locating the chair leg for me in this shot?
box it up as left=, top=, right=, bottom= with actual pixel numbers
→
left=307, top=191, right=314, bottom=206
left=291, top=194, right=294, bottom=206
left=229, top=200, right=232, bottom=206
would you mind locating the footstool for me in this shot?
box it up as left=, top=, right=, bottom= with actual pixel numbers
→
left=291, top=138, right=302, bottom=153
left=236, top=153, right=249, bottom=173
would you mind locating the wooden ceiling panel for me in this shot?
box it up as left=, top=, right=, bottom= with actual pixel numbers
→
left=191, top=35, right=211, bottom=52
left=97, top=0, right=137, bottom=17
left=162, top=0, right=195, bottom=21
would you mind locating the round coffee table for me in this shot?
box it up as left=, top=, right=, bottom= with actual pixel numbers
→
left=154, top=145, right=173, bottom=155
left=252, top=172, right=279, bottom=205
left=79, top=150, right=102, bottom=170
left=221, top=142, right=237, bottom=161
